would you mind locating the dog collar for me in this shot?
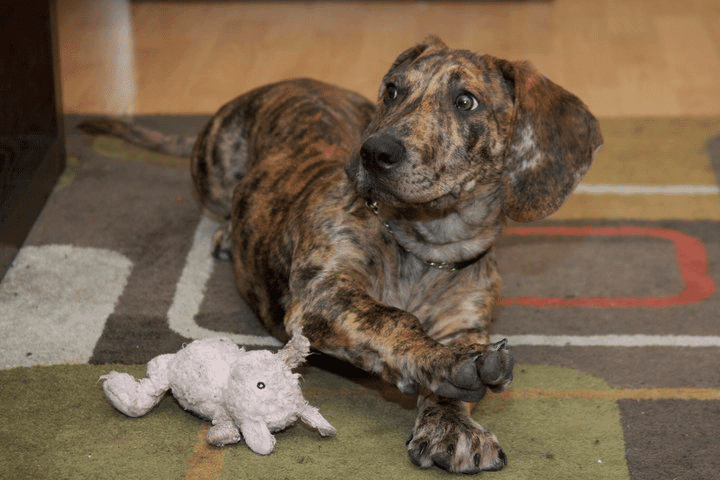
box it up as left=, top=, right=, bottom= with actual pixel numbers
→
left=364, top=199, right=489, bottom=272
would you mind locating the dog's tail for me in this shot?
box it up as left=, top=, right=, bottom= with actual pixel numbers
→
left=77, top=116, right=197, bottom=158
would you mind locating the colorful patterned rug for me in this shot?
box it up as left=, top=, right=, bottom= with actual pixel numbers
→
left=1, top=115, right=719, bottom=479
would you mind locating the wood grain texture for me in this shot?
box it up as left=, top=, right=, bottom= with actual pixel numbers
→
left=57, top=0, right=720, bottom=116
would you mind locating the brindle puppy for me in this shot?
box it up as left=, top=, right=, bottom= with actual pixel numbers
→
left=78, top=37, right=602, bottom=474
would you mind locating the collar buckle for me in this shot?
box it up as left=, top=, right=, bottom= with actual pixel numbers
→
left=365, top=198, right=379, bottom=215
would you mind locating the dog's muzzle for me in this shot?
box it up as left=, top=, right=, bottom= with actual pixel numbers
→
left=359, top=134, right=406, bottom=172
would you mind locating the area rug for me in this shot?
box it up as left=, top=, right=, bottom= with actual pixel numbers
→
left=1, top=114, right=719, bottom=479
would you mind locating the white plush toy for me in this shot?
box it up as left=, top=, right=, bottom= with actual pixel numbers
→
left=100, top=330, right=336, bottom=455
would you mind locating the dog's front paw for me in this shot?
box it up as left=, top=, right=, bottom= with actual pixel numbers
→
left=429, top=339, right=513, bottom=401
left=431, top=356, right=486, bottom=402
left=407, top=397, right=507, bottom=474
left=477, top=338, right=514, bottom=392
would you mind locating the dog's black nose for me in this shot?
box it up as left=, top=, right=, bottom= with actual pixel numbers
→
left=360, top=134, right=406, bottom=171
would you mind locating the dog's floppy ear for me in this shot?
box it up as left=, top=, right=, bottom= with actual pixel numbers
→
left=499, top=60, right=603, bottom=222
left=387, top=35, right=449, bottom=73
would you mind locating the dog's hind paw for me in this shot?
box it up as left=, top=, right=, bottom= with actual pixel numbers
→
left=211, top=221, right=233, bottom=262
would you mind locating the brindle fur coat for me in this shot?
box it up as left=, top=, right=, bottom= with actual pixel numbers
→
left=79, top=36, right=602, bottom=474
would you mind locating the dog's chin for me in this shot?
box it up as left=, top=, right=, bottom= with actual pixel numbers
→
left=355, top=176, right=464, bottom=215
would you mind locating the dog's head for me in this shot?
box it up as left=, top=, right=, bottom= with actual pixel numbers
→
left=348, top=36, right=602, bottom=223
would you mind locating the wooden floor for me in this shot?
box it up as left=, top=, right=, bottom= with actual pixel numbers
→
left=57, top=0, right=720, bottom=118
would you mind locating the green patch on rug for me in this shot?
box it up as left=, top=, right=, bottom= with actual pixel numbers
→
left=53, top=156, right=80, bottom=192
left=0, top=364, right=628, bottom=480
left=475, top=365, right=628, bottom=480
left=0, top=365, right=198, bottom=480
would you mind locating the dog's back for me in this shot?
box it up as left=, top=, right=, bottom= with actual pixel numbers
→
left=77, top=79, right=375, bottom=220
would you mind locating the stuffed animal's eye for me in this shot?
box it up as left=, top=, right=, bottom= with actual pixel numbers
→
left=257, top=382, right=265, bottom=389
left=455, top=93, right=479, bottom=112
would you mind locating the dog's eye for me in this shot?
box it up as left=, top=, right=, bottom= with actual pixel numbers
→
left=455, top=93, right=479, bottom=112
left=257, top=382, right=265, bottom=389
left=384, top=83, right=399, bottom=104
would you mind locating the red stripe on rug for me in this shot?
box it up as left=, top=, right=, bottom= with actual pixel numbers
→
left=499, top=226, right=716, bottom=308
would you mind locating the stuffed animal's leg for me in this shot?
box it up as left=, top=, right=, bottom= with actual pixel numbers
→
left=299, top=405, right=337, bottom=437
left=100, top=354, right=173, bottom=417
left=206, top=413, right=242, bottom=447
left=240, top=419, right=276, bottom=455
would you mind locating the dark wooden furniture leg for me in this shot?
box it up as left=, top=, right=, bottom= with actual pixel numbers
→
left=0, top=1, right=66, bottom=280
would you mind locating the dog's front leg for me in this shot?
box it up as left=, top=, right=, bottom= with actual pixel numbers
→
left=407, top=336, right=513, bottom=474
left=284, top=275, right=486, bottom=403
left=408, top=393, right=508, bottom=474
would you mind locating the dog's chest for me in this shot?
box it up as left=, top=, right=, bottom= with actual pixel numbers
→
left=358, top=227, right=497, bottom=336
left=370, top=244, right=461, bottom=321
left=314, top=198, right=485, bottom=327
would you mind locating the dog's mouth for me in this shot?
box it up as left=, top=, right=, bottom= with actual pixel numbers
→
left=347, top=131, right=491, bottom=212
left=349, top=159, right=479, bottom=214
left=367, top=184, right=462, bottom=213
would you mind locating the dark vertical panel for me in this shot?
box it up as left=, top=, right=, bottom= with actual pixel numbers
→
left=0, top=1, right=66, bottom=279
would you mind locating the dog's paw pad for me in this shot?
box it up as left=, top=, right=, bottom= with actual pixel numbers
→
left=430, top=355, right=487, bottom=401
left=477, top=338, right=514, bottom=392
left=451, top=356, right=482, bottom=389
left=432, top=381, right=486, bottom=402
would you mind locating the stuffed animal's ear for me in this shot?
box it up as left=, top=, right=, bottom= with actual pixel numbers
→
left=499, top=60, right=603, bottom=222
left=277, top=328, right=310, bottom=369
